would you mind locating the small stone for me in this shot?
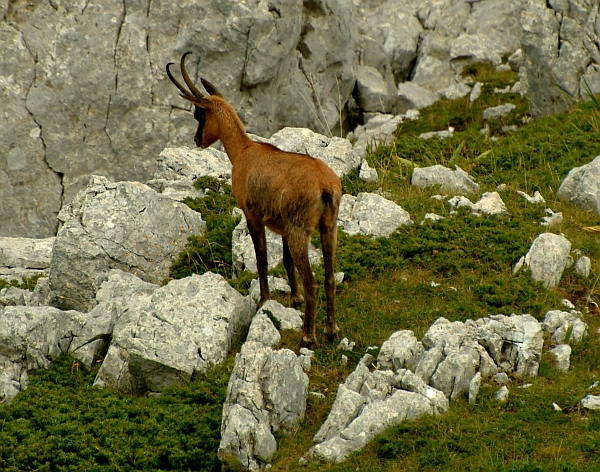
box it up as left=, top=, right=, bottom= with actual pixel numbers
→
left=575, top=256, right=591, bottom=278
left=561, top=299, right=575, bottom=310
left=494, top=372, right=509, bottom=384
left=496, top=385, right=509, bottom=402
left=581, top=395, right=600, bottom=410
left=341, top=355, right=348, bottom=365
left=338, top=337, right=355, bottom=351
left=552, top=403, right=562, bottom=411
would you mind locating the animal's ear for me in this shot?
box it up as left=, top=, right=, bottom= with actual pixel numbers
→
left=183, top=95, right=212, bottom=109
left=201, top=78, right=224, bottom=98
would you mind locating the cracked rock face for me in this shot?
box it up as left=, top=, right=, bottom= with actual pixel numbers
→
left=49, top=176, right=206, bottom=312
left=219, top=314, right=308, bottom=471
left=93, top=270, right=255, bottom=393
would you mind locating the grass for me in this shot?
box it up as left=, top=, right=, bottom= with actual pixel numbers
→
left=0, top=273, right=45, bottom=292
left=2, top=63, right=600, bottom=471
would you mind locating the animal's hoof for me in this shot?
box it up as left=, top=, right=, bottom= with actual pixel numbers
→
left=299, top=336, right=316, bottom=349
left=325, top=332, right=338, bottom=344
left=290, top=294, right=304, bottom=308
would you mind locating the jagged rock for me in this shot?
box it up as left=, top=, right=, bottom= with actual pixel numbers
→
left=146, top=146, right=232, bottom=201
left=439, top=83, right=472, bottom=100
left=412, top=165, right=479, bottom=195
left=377, top=330, right=423, bottom=372
left=346, top=114, right=403, bottom=158
left=337, top=192, right=413, bottom=238
left=359, top=160, right=379, bottom=182
left=49, top=176, right=206, bottom=311
left=94, top=271, right=255, bottom=393
left=396, top=81, right=439, bottom=113
left=469, top=372, right=482, bottom=404
left=540, top=208, right=563, bottom=227
left=419, top=129, right=455, bottom=140
left=246, top=312, right=281, bottom=348
left=522, top=233, right=572, bottom=289
left=267, top=128, right=362, bottom=179
left=482, top=103, right=516, bottom=120
left=0, top=237, right=54, bottom=270
left=355, top=66, right=397, bottom=114
left=232, top=212, right=322, bottom=275
left=470, top=82, right=483, bottom=101
left=257, top=300, right=303, bottom=332
left=549, top=344, right=571, bottom=372
left=581, top=395, right=600, bottom=410
left=471, top=192, right=508, bottom=216
left=338, top=337, right=355, bottom=352
left=0, top=303, right=108, bottom=402
left=517, top=190, right=545, bottom=205
left=219, top=329, right=308, bottom=471
left=0, top=287, right=29, bottom=307
left=575, top=256, right=591, bottom=277
left=309, top=362, right=448, bottom=463
left=557, top=155, right=600, bottom=216
left=496, top=385, right=509, bottom=402
left=542, top=309, right=588, bottom=345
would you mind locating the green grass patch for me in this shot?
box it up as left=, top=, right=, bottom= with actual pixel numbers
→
left=0, top=273, right=45, bottom=292
left=0, top=355, right=232, bottom=472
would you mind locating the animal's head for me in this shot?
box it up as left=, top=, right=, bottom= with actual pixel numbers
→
left=166, top=52, right=224, bottom=148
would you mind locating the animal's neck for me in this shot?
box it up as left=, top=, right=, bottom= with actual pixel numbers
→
left=216, top=103, right=252, bottom=164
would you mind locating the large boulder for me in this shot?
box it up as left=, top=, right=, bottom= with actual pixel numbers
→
left=49, top=176, right=206, bottom=311
left=557, top=156, right=600, bottom=216
left=219, top=314, right=308, bottom=471
left=522, top=233, right=573, bottom=289
left=411, top=165, right=480, bottom=195
left=337, top=192, right=413, bottom=238
left=93, top=270, right=255, bottom=393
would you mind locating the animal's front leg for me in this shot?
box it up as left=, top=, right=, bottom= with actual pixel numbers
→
left=247, top=218, right=270, bottom=308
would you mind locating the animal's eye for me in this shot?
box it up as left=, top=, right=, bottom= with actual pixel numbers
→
left=194, top=107, right=206, bottom=124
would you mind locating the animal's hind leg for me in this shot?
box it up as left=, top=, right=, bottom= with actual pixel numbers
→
left=319, top=219, right=339, bottom=343
left=247, top=218, right=270, bottom=308
left=287, top=231, right=318, bottom=347
left=282, top=236, right=304, bottom=307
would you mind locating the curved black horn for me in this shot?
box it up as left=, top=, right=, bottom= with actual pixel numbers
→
left=166, top=62, right=192, bottom=98
left=180, top=52, right=205, bottom=98
left=201, top=78, right=223, bottom=98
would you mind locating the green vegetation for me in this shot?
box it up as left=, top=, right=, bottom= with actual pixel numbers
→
left=2, top=63, right=600, bottom=471
left=0, top=355, right=232, bottom=472
left=0, top=273, right=44, bottom=292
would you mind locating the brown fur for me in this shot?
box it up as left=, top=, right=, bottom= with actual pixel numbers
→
left=167, top=54, right=342, bottom=346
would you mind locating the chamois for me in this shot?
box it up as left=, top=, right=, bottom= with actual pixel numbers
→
left=166, top=52, right=342, bottom=346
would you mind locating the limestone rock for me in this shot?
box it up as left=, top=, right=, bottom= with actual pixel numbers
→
left=483, top=103, right=516, bottom=120
left=574, top=256, right=591, bottom=277
left=542, top=309, right=588, bottom=345
left=471, top=192, right=508, bottom=216
left=523, top=233, right=572, bottom=289
left=337, top=192, right=413, bottom=238
left=93, top=271, right=255, bottom=392
left=49, top=176, right=206, bottom=311
left=557, top=156, right=600, bottom=216
left=549, top=344, right=571, bottom=372
left=377, top=330, right=423, bottom=372
left=581, top=395, right=600, bottom=410
left=219, top=339, right=308, bottom=470
left=267, top=127, right=362, bottom=179
left=412, top=165, right=479, bottom=195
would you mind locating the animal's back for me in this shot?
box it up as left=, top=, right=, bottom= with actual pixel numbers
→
left=239, top=143, right=341, bottom=235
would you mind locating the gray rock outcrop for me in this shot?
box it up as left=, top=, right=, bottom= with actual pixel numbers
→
left=0, top=236, right=54, bottom=283
left=337, top=192, right=413, bottom=238
left=219, top=314, right=308, bottom=471
left=93, top=270, right=255, bottom=392
left=308, top=354, right=448, bottom=463
left=522, top=233, right=573, bottom=289
left=557, top=155, right=600, bottom=216
left=412, top=165, right=480, bottom=195
left=49, top=176, right=205, bottom=311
